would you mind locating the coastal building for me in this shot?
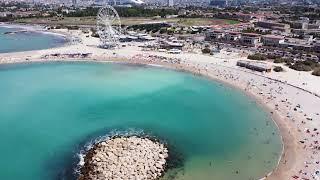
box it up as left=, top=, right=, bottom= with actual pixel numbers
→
left=167, top=0, right=174, bottom=6
left=168, top=49, right=181, bottom=54
left=289, top=21, right=309, bottom=30
left=289, top=17, right=309, bottom=30
left=237, top=60, right=271, bottom=72
left=136, top=34, right=156, bottom=41
left=206, top=30, right=263, bottom=46
left=119, top=35, right=138, bottom=42
left=280, top=38, right=313, bottom=51
left=178, top=9, right=187, bottom=16
left=61, top=9, right=76, bottom=14
left=240, top=33, right=261, bottom=47
left=314, top=41, right=320, bottom=53
left=10, top=11, right=41, bottom=18
left=119, top=32, right=155, bottom=42
left=225, top=31, right=241, bottom=41
left=160, top=40, right=184, bottom=50
left=291, top=29, right=306, bottom=36
left=307, top=24, right=320, bottom=29
left=205, top=30, right=225, bottom=41
left=165, top=15, right=178, bottom=19
left=262, top=35, right=285, bottom=47
left=0, top=12, right=12, bottom=17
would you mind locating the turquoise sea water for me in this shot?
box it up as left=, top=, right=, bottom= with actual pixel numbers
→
left=0, top=62, right=282, bottom=180
left=0, top=26, right=66, bottom=53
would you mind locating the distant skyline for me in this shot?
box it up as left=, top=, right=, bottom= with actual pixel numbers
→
left=1, top=0, right=319, bottom=6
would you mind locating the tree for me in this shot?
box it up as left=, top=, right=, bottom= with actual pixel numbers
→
left=289, top=60, right=320, bottom=71
left=248, top=53, right=267, bottom=61
left=273, top=66, right=284, bottom=72
left=274, top=58, right=293, bottom=64
left=312, top=68, right=320, bottom=76
left=202, top=48, right=211, bottom=54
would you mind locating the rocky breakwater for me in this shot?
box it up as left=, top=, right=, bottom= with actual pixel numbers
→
left=79, top=136, right=169, bottom=180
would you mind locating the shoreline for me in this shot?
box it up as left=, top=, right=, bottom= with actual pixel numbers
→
left=0, top=24, right=319, bottom=179
left=0, top=23, right=72, bottom=52
left=0, top=22, right=67, bottom=38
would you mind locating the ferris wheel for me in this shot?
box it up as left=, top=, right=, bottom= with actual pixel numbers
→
left=96, top=5, right=121, bottom=48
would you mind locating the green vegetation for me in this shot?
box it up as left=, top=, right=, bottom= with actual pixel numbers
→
left=224, top=19, right=240, bottom=25
left=273, top=66, right=284, bottom=72
left=0, top=17, right=13, bottom=22
left=271, top=56, right=320, bottom=75
left=289, top=60, right=320, bottom=71
left=312, top=68, right=320, bottom=76
left=177, top=18, right=239, bottom=26
left=266, top=54, right=282, bottom=59
left=248, top=53, right=267, bottom=61
left=242, top=27, right=271, bottom=35
left=63, top=7, right=178, bottom=18
left=128, top=23, right=171, bottom=33
left=178, top=18, right=208, bottom=26
left=213, top=12, right=248, bottom=23
left=62, top=7, right=98, bottom=17
left=14, top=16, right=236, bottom=27
left=14, top=16, right=96, bottom=26
left=273, top=57, right=294, bottom=64
left=275, top=6, right=320, bottom=21
left=202, top=48, right=211, bottom=54
left=289, top=63, right=312, bottom=71
left=117, top=7, right=178, bottom=17
left=177, top=18, right=240, bottom=26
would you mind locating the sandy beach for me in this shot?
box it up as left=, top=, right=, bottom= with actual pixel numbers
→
left=0, top=25, right=319, bottom=180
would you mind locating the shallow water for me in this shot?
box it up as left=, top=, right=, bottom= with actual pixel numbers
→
left=0, top=26, right=66, bottom=53
left=0, top=62, right=282, bottom=180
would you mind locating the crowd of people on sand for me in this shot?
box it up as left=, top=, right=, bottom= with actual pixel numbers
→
left=42, top=53, right=92, bottom=59
left=124, top=54, right=320, bottom=180
left=198, top=64, right=320, bottom=180
left=130, top=54, right=181, bottom=65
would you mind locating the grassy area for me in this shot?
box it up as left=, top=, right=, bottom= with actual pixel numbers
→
left=14, top=17, right=240, bottom=27
left=176, top=18, right=240, bottom=26
left=223, top=19, right=240, bottom=25
left=14, top=17, right=97, bottom=26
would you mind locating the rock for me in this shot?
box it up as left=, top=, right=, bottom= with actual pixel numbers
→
left=78, top=136, right=169, bottom=180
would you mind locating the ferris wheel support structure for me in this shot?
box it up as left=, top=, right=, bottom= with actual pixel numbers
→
left=96, top=5, right=122, bottom=48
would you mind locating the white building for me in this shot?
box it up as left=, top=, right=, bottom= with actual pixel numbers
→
left=261, top=35, right=285, bottom=47
left=225, top=31, right=241, bottom=41
left=240, top=33, right=261, bottom=47
left=205, top=30, right=225, bottom=40
left=0, top=12, right=12, bottom=17
left=237, top=60, right=271, bottom=72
